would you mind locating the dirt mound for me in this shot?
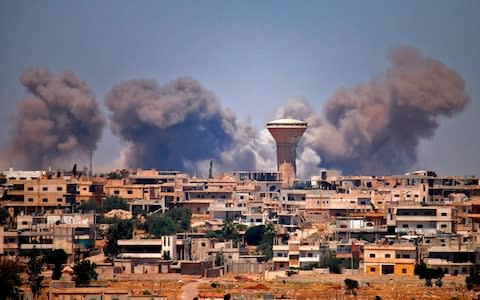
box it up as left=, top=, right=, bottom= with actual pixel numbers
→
left=246, top=284, right=269, bottom=290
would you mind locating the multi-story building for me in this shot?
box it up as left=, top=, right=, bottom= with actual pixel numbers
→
left=363, top=243, right=417, bottom=276
left=387, top=206, right=454, bottom=236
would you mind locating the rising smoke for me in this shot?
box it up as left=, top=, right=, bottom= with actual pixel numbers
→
left=3, top=47, right=465, bottom=176
left=1, top=67, right=105, bottom=169
left=276, top=47, right=469, bottom=175
left=105, top=78, right=273, bottom=174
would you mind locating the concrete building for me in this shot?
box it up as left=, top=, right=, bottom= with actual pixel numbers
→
left=387, top=206, right=454, bottom=236
left=363, top=243, right=417, bottom=276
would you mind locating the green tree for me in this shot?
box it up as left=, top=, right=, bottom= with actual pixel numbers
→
left=215, top=250, right=224, bottom=267
left=0, top=258, right=25, bottom=300
left=221, top=219, right=239, bottom=241
left=27, top=247, right=44, bottom=299
left=103, top=220, right=133, bottom=259
left=102, top=196, right=128, bottom=212
left=146, top=215, right=180, bottom=237
left=344, top=278, right=359, bottom=295
left=166, top=207, right=192, bottom=231
left=466, top=266, right=480, bottom=291
left=256, top=223, right=275, bottom=259
left=0, top=207, right=9, bottom=225
left=46, top=249, right=68, bottom=280
left=73, top=257, right=98, bottom=287
left=244, top=225, right=265, bottom=245
left=78, top=198, right=99, bottom=213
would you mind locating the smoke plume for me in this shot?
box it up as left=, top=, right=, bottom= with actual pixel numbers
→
left=277, top=47, right=469, bottom=175
left=1, top=67, right=105, bottom=169
left=106, top=78, right=272, bottom=173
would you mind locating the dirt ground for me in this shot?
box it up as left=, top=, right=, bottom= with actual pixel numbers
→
left=195, top=274, right=479, bottom=300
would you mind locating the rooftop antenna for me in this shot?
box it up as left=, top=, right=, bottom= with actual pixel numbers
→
left=208, top=160, right=213, bottom=179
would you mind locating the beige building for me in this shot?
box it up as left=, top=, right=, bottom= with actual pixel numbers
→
left=363, top=243, right=417, bottom=276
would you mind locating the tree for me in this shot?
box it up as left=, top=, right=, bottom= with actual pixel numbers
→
left=73, top=256, right=98, bottom=287
left=466, top=266, right=480, bottom=291
left=0, top=207, right=9, bottom=225
left=102, top=196, right=128, bottom=212
left=244, top=225, right=265, bottom=245
left=221, top=219, right=239, bottom=242
left=0, top=258, right=25, bottom=300
left=215, top=250, right=224, bottom=267
left=166, top=207, right=192, bottom=231
left=146, top=215, right=180, bottom=237
left=78, top=198, right=99, bottom=213
left=415, top=262, right=444, bottom=287
left=103, top=220, right=133, bottom=259
left=27, top=247, right=44, bottom=299
left=344, top=278, right=359, bottom=295
left=46, top=249, right=68, bottom=280
left=257, top=223, right=275, bottom=259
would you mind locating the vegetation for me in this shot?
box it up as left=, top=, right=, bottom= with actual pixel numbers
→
left=147, top=214, right=180, bottom=237
left=78, top=198, right=99, bottom=213
left=244, top=225, right=265, bottom=245
left=256, top=223, right=275, bottom=259
left=145, top=207, right=192, bottom=237
left=46, top=249, right=68, bottom=280
left=27, top=247, right=44, bottom=299
left=106, top=172, right=123, bottom=179
left=0, top=207, right=9, bottom=225
left=466, top=266, right=480, bottom=291
left=104, top=220, right=133, bottom=259
left=221, top=218, right=240, bottom=241
left=78, top=196, right=128, bottom=214
left=73, top=253, right=98, bottom=287
left=102, top=196, right=129, bottom=212
left=323, top=256, right=343, bottom=274
left=344, top=278, right=359, bottom=295
left=0, top=258, right=25, bottom=300
left=414, top=262, right=444, bottom=287
left=215, top=250, right=224, bottom=267
left=166, top=207, right=192, bottom=231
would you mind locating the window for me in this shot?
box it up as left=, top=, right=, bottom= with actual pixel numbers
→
left=402, top=224, right=409, bottom=228
left=42, top=187, right=48, bottom=191
left=385, top=254, right=391, bottom=258
left=307, top=253, right=313, bottom=257
left=43, top=198, right=48, bottom=202
left=369, top=253, right=375, bottom=258
left=402, top=268, right=407, bottom=274
left=57, top=198, right=62, bottom=202
left=114, top=190, right=120, bottom=195
left=441, top=212, right=447, bottom=216
left=201, top=242, right=206, bottom=247
left=127, top=190, right=133, bottom=195
left=57, top=187, right=63, bottom=191
left=27, top=187, right=34, bottom=191
left=28, top=198, right=34, bottom=202
left=370, top=267, right=376, bottom=272
left=440, top=224, right=447, bottom=228
left=416, top=224, right=423, bottom=229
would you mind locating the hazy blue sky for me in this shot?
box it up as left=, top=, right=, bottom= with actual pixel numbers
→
left=1, top=0, right=479, bottom=175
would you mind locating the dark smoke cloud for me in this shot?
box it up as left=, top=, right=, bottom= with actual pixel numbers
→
left=277, top=47, right=469, bottom=175
left=1, top=67, right=105, bottom=169
left=105, top=78, right=271, bottom=173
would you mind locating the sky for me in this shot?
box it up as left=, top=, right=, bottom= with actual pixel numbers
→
left=0, top=0, right=479, bottom=176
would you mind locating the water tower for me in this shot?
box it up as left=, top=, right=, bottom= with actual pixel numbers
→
left=266, top=118, right=308, bottom=179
